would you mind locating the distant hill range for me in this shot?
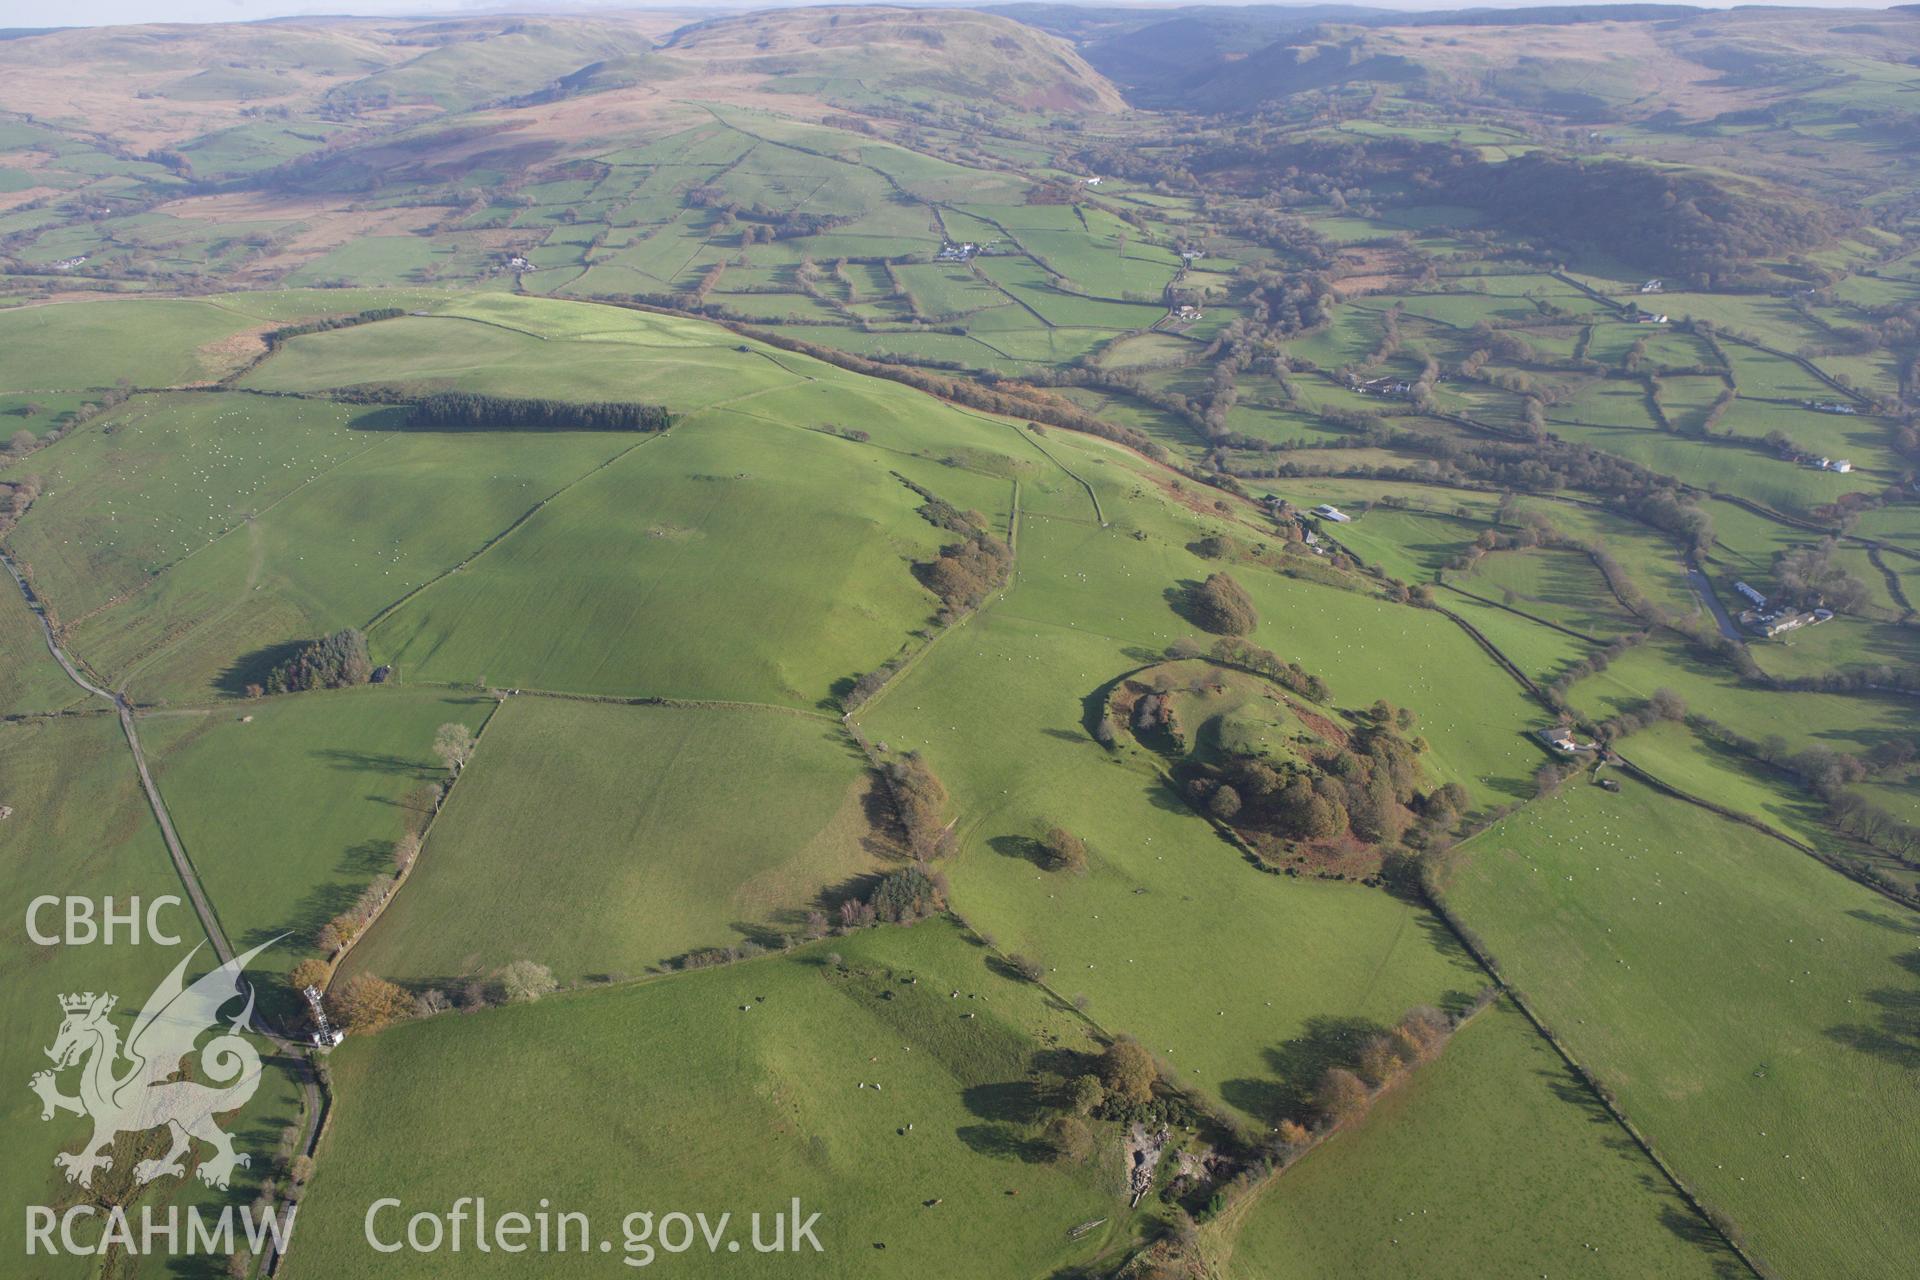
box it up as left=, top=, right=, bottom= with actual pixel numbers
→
left=995, top=3, right=1920, bottom=115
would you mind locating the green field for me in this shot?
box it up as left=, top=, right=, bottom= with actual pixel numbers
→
left=340, top=697, right=890, bottom=987
left=142, top=688, right=494, bottom=979
left=1569, top=634, right=1914, bottom=758
left=1455, top=546, right=1643, bottom=640
left=367, top=414, right=948, bottom=706
left=290, top=919, right=1126, bottom=1278
left=1443, top=781, right=1920, bottom=1279
left=0, top=298, right=267, bottom=391
left=1209, top=998, right=1735, bottom=1279
left=0, top=580, right=78, bottom=715
left=6, top=8, right=1920, bottom=1274
left=8, top=392, right=644, bottom=704
left=0, top=716, right=307, bottom=1272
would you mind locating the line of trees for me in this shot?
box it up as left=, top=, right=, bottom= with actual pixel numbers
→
left=884, top=752, right=954, bottom=861
left=1195, top=636, right=1331, bottom=703
left=1689, top=713, right=1920, bottom=868
left=407, top=392, right=670, bottom=432
left=263, top=308, right=403, bottom=349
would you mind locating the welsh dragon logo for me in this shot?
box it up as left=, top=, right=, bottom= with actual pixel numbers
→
left=30, top=939, right=276, bottom=1191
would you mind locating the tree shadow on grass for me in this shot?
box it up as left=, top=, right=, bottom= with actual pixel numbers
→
left=308, top=747, right=432, bottom=778
left=1141, top=772, right=1194, bottom=817
left=962, top=1080, right=1048, bottom=1125
left=811, top=870, right=886, bottom=915
left=340, top=406, right=453, bottom=432
left=1661, top=1204, right=1748, bottom=1278
left=955, top=1124, right=1052, bottom=1163
left=1825, top=949, right=1920, bottom=1071
left=1541, top=1065, right=1624, bottom=1132
left=984, top=954, right=1036, bottom=984
left=1219, top=1014, right=1385, bottom=1128
left=723, top=920, right=789, bottom=950
left=216, top=641, right=303, bottom=697
left=1162, top=580, right=1208, bottom=633
left=987, top=833, right=1049, bottom=869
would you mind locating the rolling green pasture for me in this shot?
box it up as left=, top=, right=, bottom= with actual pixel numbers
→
left=1443, top=782, right=1920, bottom=1279
left=246, top=309, right=808, bottom=411
left=1209, top=998, right=1732, bottom=1280
left=81, top=422, right=638, bottom=703
left=1328, top=507, right=1481, bottom=584
left=0, top=581, right=79, bottom=715
left=1544, top=417, right=1853, bottom=516
left=0, top=391, right=94, bottom=440
left=0, top=716, right=305, bottom=1271
left=141, top=689, right=493, bottom=978
left=1600, top=721, right=1920, bottom=896
left=1456, top=546, right=1643, bottom=639
left=1555, top=378, right=1661, bottom=430
left=1437, top=588, right=1596, bottom=687
left=0, top=298, right=268, bottom=391
left=856, top=457, right=1523, bottom=1123
left=1745, top=615, right=1920, bottom=682
left=368, top=415, right=945, bottom=706
left=1569, top=634, right=1914, bottom=758
left=7, top=392, right=380, bottom=621
left=291, top=919, right=1125, bottom=1278
left=7, top=390, right=641, bottom=703
left=340, top=697, right=888, bottom=987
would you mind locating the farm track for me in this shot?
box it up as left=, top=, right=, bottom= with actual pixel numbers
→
left=2, top=543, right=323, bottom=1278
left=1682, top=558, right=1744, bottom=642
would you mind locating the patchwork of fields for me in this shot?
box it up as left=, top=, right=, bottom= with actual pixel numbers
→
left=3, top=4, right=1919, bottom=1276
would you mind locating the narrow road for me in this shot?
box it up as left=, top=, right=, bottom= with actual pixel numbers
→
left=1683, top=558, right=1743, bottom=642
left=2, top=546, right=322, bottom=1276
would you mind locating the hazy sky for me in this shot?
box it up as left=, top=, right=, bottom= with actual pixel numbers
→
left=10, top=0, right=1910, bottom=30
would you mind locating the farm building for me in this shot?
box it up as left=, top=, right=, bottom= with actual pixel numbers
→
left=1734, top=582, right=1768, bottom=609
left=1640, top=278, right=1663, bottom=293
left=1740, top=608, right=1830, bottom=638
left=1633, top=311, right=1670, bottom=325
left=1538, top=728, right=1594, bottom=754
left=1310, top=504, right=1351, bottom=523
